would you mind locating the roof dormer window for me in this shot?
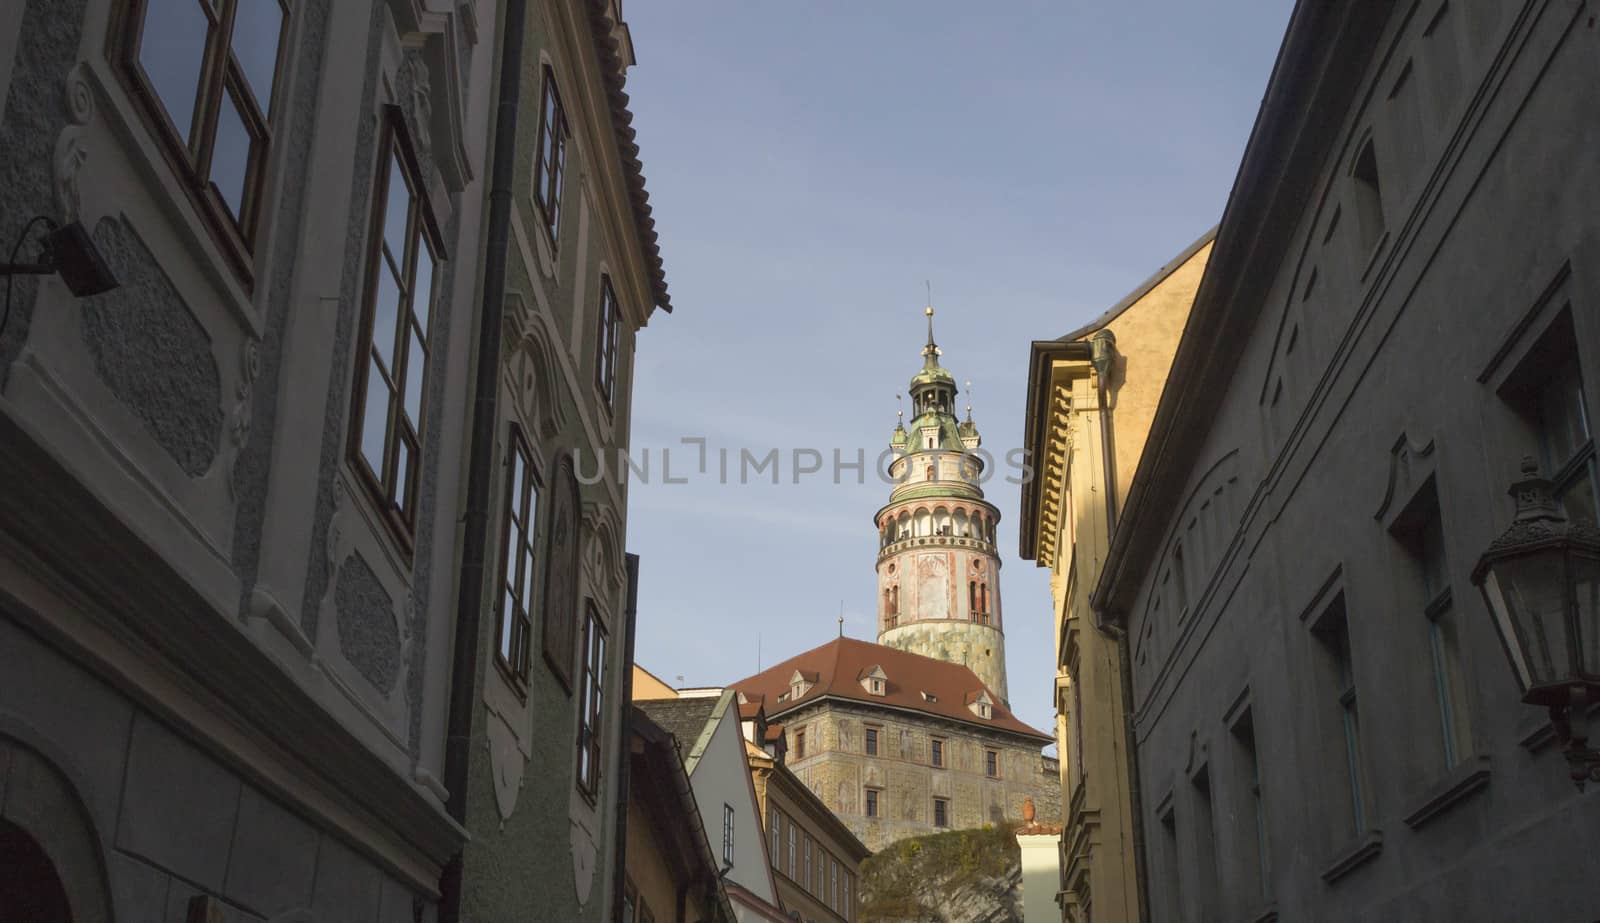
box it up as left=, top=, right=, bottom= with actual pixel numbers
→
left=869, top=678, right=884, bottom=695
left=859, top=665, right=888, bottom=697
left=968, top=689, right=994, bottom=720
left=921, top=691, right=938, bottom=703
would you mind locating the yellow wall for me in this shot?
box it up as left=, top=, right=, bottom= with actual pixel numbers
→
left=632, top=664, right=680, bottom=700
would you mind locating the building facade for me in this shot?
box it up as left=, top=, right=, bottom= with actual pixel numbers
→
left=1092, top=1, right=1600, bottom=920
left=877, top=309, right=1009, bottom=700
left=1019, top=232, right=1214, bottom=923
left=750, top=739, right=871, bottom=923
left=625, top=706, right=737, bottom=923
left=453, top=2, right=670, bottom=922
left=733, top=637, right=1058, bottom=853
left=0, top=0, right=500, bottom=919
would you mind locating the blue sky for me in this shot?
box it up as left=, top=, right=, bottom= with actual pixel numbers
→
left=620, top=2, right=1294, bottom=736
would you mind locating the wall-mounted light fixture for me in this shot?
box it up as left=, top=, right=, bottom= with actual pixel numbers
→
left=1, top=216, right=121, bottom=340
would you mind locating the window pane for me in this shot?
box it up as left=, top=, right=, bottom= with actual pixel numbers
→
left=499, top=589, right=516, bottom=658
left=372, top=263, right=402, bottom=369
left=138, top=0, right=210, bottom=143
left=395, top=436, right=415, bottom=510
left=210, top=83, right=252, bottom=219
left=383, top=155, right=412, bottom=263
left=522, top=546, right=536, bottom=599
left=1559, top=468, right=1598, bottom=527
left=402, top=331, right=425, bottom=425
left=503, top=528, right=521, bottom=595
left=508, top=449, right=524, bottom=524
left=230, top=0, right=283, bottom=111
left=360, top=355, right=390, bottom=475
left=413, top=241, right=435, bottom=334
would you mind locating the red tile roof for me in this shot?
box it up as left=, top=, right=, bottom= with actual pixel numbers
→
left=730, top=638, right=1050, bottom=742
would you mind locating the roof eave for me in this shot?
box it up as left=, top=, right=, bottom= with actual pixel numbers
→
left=1018, top=340, right=1093, bottom=561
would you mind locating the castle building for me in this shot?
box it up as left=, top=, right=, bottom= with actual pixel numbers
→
left=734, top=314, right=1059, bottom=852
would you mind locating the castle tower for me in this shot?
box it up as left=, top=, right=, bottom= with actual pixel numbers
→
left=874, top=308, right=1008, bottom=702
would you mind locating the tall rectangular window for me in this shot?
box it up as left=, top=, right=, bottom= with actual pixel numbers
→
left=1415, top=504, right=1472, bottom=767
left=787, top=822, right=796, bottom=876
left=575, top=602, right=607, bottom=800
left=1316, top=601, right=1369, bottom=834
left=843, top=874, right=851, bottom=921
left=533, top=66, right=568, bottom=242
left=864, top=727, right=879, bottom=756
left=769, top=808, right=779, bottom=868
left=795, top=728, right=807, bottom=759
left=1192, top=766, right=1221, bottom=919
left=1231, top=710, right=1269, bottom=900
left=803, top=836, right=812, bottom=892
left=933, top=797, right=949, bottom=828
left=116, top=0, right=288, bottom=252
left=930, top=737, right=944, bottom=768
left=722, top=803, right=735, bottom=866
left=985, top=749, right=999, bottom=778
left=595, top=276, right=620, bottom=407
left=496, top=427, right=539, bottom=681
left=351, top=111, right=441, bottom=538
left=831, top=857, right=839, bottom=910
left=865, top=788, right=880, bottom=818
left=1535, top=355, right=1597, bottom=525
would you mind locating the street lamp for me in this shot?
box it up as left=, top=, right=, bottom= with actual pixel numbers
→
left=1471, top=456, right=1600, bottom=789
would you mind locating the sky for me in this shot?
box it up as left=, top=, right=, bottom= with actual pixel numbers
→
left=619, top=2, right=1295, bottom=737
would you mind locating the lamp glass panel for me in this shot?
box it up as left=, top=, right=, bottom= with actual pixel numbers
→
left=1571, top=547, right=1600, bottom=678
left=1492, top=547, right=1572, bottom=690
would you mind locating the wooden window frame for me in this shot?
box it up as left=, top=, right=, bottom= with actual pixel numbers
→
left=533, top=64, right=568, bottom=244
left=347, top=106, right=445, bottom=551
left=575, top=600, right=608, bottom=801
left=494, top=425, right=540, bottom=690
left=722, top=803, right=735, bottom=865
left=108, top=0, right=290, bottom=280
left=596, top=275, right=620, bottom=408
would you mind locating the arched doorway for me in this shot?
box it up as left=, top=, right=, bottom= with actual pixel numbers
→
left=0, top=817, right=73, bottom=923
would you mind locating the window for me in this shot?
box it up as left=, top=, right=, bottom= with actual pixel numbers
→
left=1352, top=138, right=1386, bottom=253
left=864, top=788, right=880, bottom=818
left=864, top=727, right=879, bottom=756
left=933, top=797, right=949, bottom=828
left=533, top=66, right=568, bottom=242
left=843, top=874, right=851, bottom=921
left=831, top=857, right=839, bottom=910
left=795, top=728, right=807, bottom=759
left=769, top=808, right=779, bottom=868
left=787, top=822, right=796, bottom=875
left=350, top=110, right=442, bottom=539
left=984, top=749, right=999, bottom=778
left=595, top=275, right=620, bottom=407
left=803, top=836, right=812, bottom=892
left=722, top=803, right=735, bottom=866
left=575, top=602, right=607, bottom=799
left=1231, top=710, right=1269, bottom=900
left=1192, top=766, right=1221, bottom=919
left=930, top=737, right=944, bottom=768
left=115, top=0, right=288, bottom=257
left=495, top=427, right=539, bottom=681
left=868, top=677, right=884, bottom=695
left=1412, top=503, right=1472, bottom=768
left=1316, top=601, right=1369, bottom=834
left=1534, top=354, right=1597, bottom=526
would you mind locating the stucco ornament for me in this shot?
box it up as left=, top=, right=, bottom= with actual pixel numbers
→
left=403, top=53, right=434, bottom=161
left=53, top=62, right=94, bottom=222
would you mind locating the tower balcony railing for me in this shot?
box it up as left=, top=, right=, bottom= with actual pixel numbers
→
left=877, top=534, right=995, bottom=560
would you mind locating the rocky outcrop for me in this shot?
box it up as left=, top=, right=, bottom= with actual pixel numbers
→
left=859, top=825, right=1024, bottom=923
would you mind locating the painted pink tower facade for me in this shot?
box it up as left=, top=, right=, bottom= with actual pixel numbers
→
left=875, top=308, right=1009, bottom=702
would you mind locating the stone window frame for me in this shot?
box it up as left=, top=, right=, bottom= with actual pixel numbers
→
left=595, top=274, right=620, bottom=409
left=574, top=599, right=608, bottom=802
left=932, top=795, right=949, bottom=828
left=347, top=105, right=445, bottom=552
left=106, top=0, right=291, bottom=280
left=984, top=747, right=1000, bottom=778
left=863, top=724, right=879, bottom=757
left=930, top=735, right=945, bottom=768
left=864, top=786, right=882, bottom=818
left=494, top=423, right=541, bottom=691
left=533, top=63, right=568, bottom=245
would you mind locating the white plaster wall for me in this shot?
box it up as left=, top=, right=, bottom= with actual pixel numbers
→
left=688, top=698, right=777, bottom=906
left=1017, top=833, right=1062, bottom=923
